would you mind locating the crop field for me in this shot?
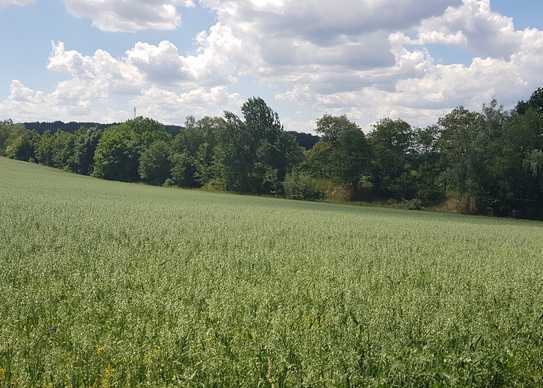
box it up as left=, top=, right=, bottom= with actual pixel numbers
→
left=1, top=156, right=543, bottom=387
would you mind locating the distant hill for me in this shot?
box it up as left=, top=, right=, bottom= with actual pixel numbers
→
left=22, top=121, right=320, bottom=149
left=287, top=131, right=320, bottom=150
left=23, top=121, right=184, bottom=136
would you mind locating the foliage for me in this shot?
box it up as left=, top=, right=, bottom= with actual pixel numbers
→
left=4, top=90, right=543, bottom=219
left=35, top=131, right=76, bottom=171
left=92, top=126, right=140, bottom=181
left=219, top=98, right=303, bottom=194
left=170, top=116, right=225, bottom=187
left=283, top=172, right=324, bottom=201
left=93, top=118, right=170, bottom=182
left=169, top=151, right=195, bottom=187
left=516, top=87, right=543, bottom=115
left=305, top=115, right=370, bottom=188
left=138, top=141, right=172, bottom=185
left=368, top=118, right=416, bottom=199
left=73, top=127, right=103, bottom=175
left=4, top=128, right=37, bottom=162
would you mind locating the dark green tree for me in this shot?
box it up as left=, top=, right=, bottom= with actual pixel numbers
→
left=4, top=129, right=38, bottom=162
left=139, top=141, right=172, bottom=185
left=92, top=127, right=140, bottom=181
left=368, top=118, right=415, bottom=198
left=219, top=98, right=303, bottom=194
left=305, top=115, right=370, bottom=188
left=169, top=151, right=196, bottom=187
left=73, top=128, right=102, bottom=175
left=170, top=116, right=226, bottom=187
left=93, top=118, right=170, bottom=182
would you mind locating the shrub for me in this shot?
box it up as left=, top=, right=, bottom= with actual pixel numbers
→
left=202, top=179, right=226, bottom=192
left=163, top=178, right=176, bottom=188
left=283, top=173, right=324, bottom=201
left=401, top=198, right=424, bottom=211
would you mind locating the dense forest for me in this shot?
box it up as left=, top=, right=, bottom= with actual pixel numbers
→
left=1, top=88, right=543, bottom=219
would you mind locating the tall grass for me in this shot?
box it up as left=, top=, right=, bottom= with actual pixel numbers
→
left=1, top=157, right=542, bottom=386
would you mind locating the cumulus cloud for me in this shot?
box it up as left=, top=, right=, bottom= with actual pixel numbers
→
left=3, top=0, right=543, bottom=131
left=134, top=86, right=242, bottom=123
left=64, top=0, right=194, bottom=32
left=0, top=41, right=242, bottom=124
left=417, top=0, right=521, bottom=58
left=199, top=0, right=460, bottom=72
left=202, top=0, right=462, bottom=41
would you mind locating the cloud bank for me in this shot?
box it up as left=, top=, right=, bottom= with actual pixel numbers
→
left=1, top=0, right=543, bottom=131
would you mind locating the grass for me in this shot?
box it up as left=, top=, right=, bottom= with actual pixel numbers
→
left=1, top=156, right=543, bottom=387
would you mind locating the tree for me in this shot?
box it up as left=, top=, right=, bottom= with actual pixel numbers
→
left=504, top=106, right=543, bottom=217
left=219, top=98, right=303, bottom=194
left=170, top=116, right=226, bottom=187
left=436, top=107, right=483, bottom=199
left=39, top=131, right=76, bottom=171
left=516, top=87, right=543, bottom=115
left=1, top=121, right=25, bottom=156
left=0, top=122, right=10, bottom=154
left=93, top=118, right=170, bottom=182
left=169, top=151, right=196, bottom=187
left=139, top=141, right=172, bottom=185
left=4, top=129, right=37, bottom=162
left=411, top=125, right=445, bottom=204
left=304, top=115, right=370, bottom=188
left=73, top=128, right=102, bottom=175
left=92, top=126, right=140, bottom=181
left=368, top=118, right=415, bottom=198
left=126, top=117, right=170, bottom=150
left=315, top=114, right=357, bottom=144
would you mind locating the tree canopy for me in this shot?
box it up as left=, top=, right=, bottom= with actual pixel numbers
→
left=3, top=90, right=543, bottom=220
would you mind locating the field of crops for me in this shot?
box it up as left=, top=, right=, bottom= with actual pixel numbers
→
left=1, top=156, right=543, bottom=386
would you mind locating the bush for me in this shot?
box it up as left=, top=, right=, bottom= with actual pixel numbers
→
left=283, top=173, right=324, bottom=201
left=202, top=179, right=226, bottom=192
left=401, top=198, right=424, bottom=211
left=163, top=178, right=176, bottom=188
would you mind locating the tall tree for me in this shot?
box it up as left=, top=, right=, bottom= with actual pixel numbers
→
left=93, top=118, right=170, bottom=182
left=92, top=127, right=140, bottom=181
left=73, top=128, right=103, bottom=175
left=368, top=118, right=415, bottom=198
left=219, top=98, right=303, bottom=194
left=139, top=141, right=172, bottom=185
left=305, top=115, right=370, bottom=187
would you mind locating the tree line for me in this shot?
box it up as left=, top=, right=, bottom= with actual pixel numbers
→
left=1, top=90, right=543, bottom=219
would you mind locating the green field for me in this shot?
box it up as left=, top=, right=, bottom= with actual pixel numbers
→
left=1, top=156, right=543, bottom=387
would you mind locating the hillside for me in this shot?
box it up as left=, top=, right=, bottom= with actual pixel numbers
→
left=1, top=157, right=542, bottom=386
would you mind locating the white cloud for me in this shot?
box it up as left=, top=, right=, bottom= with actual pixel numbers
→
left=64, top=0, right=194, bottom=32
left=0, top=0, right=33, bottom=7
left=201, top=0, right=462, bottom=41
left=3, top=0, right=543, bottom=131
left=417, top=0, right=521, bottom=57
left=0, top=41, right=242, bottom=124
left=126, top=41, right=187, bottom=84
left=134, top=86, right=242, bottom=123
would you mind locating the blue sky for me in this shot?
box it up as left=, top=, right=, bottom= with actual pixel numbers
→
left=0, top=1, right=215, bottom=94
left=1, top=0, right=542, bottom=131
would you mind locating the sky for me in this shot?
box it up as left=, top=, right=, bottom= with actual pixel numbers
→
left=1, top=0, right=543, bottom=133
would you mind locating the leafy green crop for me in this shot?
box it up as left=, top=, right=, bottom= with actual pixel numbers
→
left=1, top=157, right=542, bottom=387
